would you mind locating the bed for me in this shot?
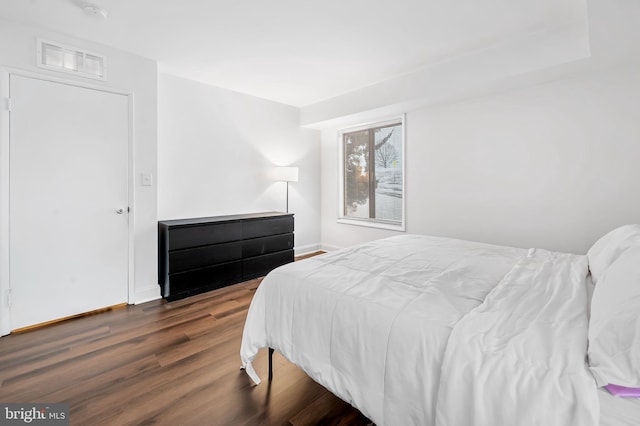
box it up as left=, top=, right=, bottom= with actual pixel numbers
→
left=240, top=225, right=640, bottom=426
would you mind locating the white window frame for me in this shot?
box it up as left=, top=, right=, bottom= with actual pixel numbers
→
left=337, top=114, right=406, bottom=231
left=36, top=38, right=107, bottom=81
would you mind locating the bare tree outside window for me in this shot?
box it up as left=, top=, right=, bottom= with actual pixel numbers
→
left=375, top=135, right=398, bottom=168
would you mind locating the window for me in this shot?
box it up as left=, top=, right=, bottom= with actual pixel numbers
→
left=37, top=39, right=106, bottom=80
left=338, top=116, right=405, bottom=230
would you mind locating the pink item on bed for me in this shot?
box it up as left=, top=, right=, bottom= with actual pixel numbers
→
left=605, top=384, right=640, bottom=398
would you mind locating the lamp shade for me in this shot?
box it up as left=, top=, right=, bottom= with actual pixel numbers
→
left=273, top=166, right=299, bottom=182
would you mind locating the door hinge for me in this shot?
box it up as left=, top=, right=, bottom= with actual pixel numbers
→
left=5, top=97, right=11, bottom=112
left=6, top=289, right=11, bottom=308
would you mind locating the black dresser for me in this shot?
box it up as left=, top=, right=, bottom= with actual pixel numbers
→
left=158, top=212, right=294, bottom=301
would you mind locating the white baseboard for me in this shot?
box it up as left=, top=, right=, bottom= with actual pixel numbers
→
left=134, top=285, right=161, bottom=304
left=320, top=243, right=343, bottom=252
left=295, top=243, right=322, bottom=256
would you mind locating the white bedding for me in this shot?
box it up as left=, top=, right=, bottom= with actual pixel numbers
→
left=599, top=388, right=640, bottom=426
left=587, top=279, right=640, bottom=426
left=240, top=234, right=600, bottom=425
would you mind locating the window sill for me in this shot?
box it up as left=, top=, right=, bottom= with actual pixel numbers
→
left=337, top=217, right=405, bottom=232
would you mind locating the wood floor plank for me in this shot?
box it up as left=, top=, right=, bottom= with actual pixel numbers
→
left=0, top=276, right=372, bottom=425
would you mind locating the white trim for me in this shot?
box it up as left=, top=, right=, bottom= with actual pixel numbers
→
left=127, top=93, right=136, bottom=305
left=320, top=243, right=343, bottom=252
left=0, top=67, right=134, bottom=335
left=134, top=286, right=161, bottom=305
left=337, top=114, right=406, bottom=232
left=337, top=217, right=406, bottom=231
left=338, top=116, right=405, bottom=134
left=294, top=243, right=322, bottom=257
left=0, top=66, right=124, bottom=95
left=0, top=69, right=10, bottom=336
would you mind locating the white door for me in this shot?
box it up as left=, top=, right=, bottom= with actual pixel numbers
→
left=8, top=74, right=129, bottom=331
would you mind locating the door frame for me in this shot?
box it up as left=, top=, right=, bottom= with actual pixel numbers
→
left=0, top=67, right=135, bottom=336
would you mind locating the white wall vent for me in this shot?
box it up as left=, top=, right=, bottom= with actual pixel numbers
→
left=37, top=38, right=106, bottom=80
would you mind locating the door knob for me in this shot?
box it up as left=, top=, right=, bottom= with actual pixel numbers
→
left=116, top=208, right=126, bottom=214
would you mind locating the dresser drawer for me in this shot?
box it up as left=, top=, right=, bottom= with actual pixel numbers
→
left=169, top=222, right=242, bottom=250
left=168, top=241, right=242, bottom=274
left=243, top=234, right=293, bottom=258
left=167, top=261, right=243, bottom=296
left=243, top=249, right=294, bottom=280
left=242, top=216, right=293, bottom=239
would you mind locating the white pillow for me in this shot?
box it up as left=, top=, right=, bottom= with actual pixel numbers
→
left=588, top=246, right=640, bottom=388
left=587, top=224, right=640, bottom=285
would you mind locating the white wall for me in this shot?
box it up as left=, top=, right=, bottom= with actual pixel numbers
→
left=316, top=0, right=640, bottom=255
left=0, top=18, right=159, bottom=303
left=320, top=63, right=640, bottom=254
left=158, top=73, right=321, bottom=254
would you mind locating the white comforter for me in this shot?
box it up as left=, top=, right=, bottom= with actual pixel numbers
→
left=240, top=234, right=599, bottom=426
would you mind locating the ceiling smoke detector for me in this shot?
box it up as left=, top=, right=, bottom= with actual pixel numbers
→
left=81, top=2, right=108, bottom=20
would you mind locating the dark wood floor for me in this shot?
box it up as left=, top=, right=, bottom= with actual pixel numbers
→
left=0, top=278, right=372, bottom=425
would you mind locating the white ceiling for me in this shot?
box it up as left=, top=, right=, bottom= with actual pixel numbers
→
left=0, top=0, right=586, bottom=107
